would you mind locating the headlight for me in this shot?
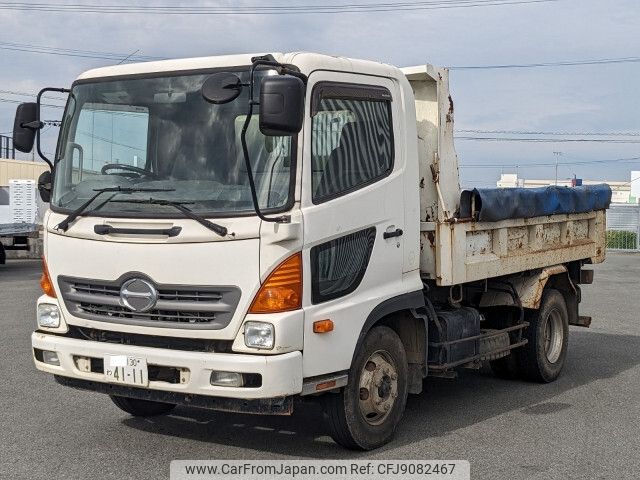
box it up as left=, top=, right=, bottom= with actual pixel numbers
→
left=38, top=304, right=60, bottom=328
left=244, top=321, right=274, bottom=350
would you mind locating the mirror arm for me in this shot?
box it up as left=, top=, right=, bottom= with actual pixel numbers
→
left=23, top=120, right=44, bottom=129
left=239, top=60, right=293, bottom=224
left=276, top=67, right=308, bottom=85
left=35, top=87, right=70, bottom=170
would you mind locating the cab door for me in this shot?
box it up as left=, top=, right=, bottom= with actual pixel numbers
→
left=300, top=71, right=409, bottom=378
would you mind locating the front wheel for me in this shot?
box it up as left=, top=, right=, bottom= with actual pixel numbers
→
left=110, top=395, right=176, bottom=417
left=322, top=326, right=408, bottom=450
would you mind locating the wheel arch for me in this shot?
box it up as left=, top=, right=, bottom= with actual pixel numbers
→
left=546, top=271, right=580, bottom=327
left=352, top=290, right=427, bottom=394
left=480, top=266, right=576, bottom=309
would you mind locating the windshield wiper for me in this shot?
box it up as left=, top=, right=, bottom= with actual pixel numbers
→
left=55, top=187, right=175, bottom=232
left=111, top=198, right=228, bottom=237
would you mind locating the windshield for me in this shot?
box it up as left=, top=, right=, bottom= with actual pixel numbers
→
left=52, top=69, right=295, bottom=217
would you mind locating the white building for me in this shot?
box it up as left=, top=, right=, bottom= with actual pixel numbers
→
left=497, top=173, right=634, bottom=204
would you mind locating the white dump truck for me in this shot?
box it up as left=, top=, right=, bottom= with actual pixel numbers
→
left=14, top=52, right=611, bottom=450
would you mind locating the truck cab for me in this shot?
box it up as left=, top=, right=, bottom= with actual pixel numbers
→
left=15, top=52, right=609, bottom=450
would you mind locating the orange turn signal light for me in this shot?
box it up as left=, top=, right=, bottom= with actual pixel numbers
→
left=315, top=380, right=337, bottom=391
left=248, top=252, right=302, bottom=314
left=313, top=319, right=334, bottom=333
left=40, top=258, right=56, bottom=298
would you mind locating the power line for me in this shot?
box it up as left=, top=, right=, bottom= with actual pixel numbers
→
left=459, top=156, right=640, bottom=169
left=0, top=88, right=67, bottom=104
left=450, top=56, right=640, bottom=70
left=456, top=129, right=640, bottom=137
left=117, top=49, right=141, bottom=65
left=0, top=0, right=558, bottom=15
left=456, top=136, right=640, bottom=143
left=0, top=96, right=65, bottom=108
left=0, top=41, right=162, bottom=62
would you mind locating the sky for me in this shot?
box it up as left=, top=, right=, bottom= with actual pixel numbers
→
left=0, top=0, right=638, bottom=188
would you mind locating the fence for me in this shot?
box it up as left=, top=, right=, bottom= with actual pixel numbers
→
left=606, top=203, right=640, bottom=251
left=0, top=135, right=15, bottom=160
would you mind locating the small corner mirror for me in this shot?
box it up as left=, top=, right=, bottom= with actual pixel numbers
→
left=259, top=75, right=305, bottom=136
left=37, top=170, right=52, bottom=203
left=13, top=102, right=40, bottom=153
left=201, top=73, right=243, bottom=104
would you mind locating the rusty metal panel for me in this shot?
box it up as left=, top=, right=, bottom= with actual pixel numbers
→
left=507, top=226, right=528, bottom=252
left=479, top=264, right=568, bottom=309
left=428, top=211, right=607, bottom=286
left=466, top=230, right=491, bottom=256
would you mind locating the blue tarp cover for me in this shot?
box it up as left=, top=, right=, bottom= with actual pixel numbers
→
left=459, top=184, right=612, bottom=222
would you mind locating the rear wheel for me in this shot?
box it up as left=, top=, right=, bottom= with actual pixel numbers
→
left=516, top=289, right=569, bottom=383
left=110, top=395, right=176, bottom=417
left=322, top=326, right=408, bottom=450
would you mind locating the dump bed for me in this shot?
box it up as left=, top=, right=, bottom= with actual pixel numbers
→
left=401, top=65, right=610, bottom=286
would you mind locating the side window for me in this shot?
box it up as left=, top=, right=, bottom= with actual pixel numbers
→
left=311, top=227, right=376, bottom=304
left=311, top=84, right=393, bottom=203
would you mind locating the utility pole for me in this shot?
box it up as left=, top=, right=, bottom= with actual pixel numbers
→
left=553, top=152, right=563, bottom=185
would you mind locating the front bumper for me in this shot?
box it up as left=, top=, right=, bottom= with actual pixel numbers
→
left=54, top=376, right=295, bottom=415
left=32, top=331, right=303, bottom=401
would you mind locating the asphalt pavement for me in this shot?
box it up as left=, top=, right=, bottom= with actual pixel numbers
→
left=1, top=254, right=639, bottom=480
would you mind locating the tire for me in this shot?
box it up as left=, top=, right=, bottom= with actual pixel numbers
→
left=516, top=289, right=569, bottom=383
left=110, top=395, right=176, bottom=417
left=322, top=326, right=408, bottom=450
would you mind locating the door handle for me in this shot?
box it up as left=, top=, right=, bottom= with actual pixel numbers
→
left=383, top=228, right=404, bottom=239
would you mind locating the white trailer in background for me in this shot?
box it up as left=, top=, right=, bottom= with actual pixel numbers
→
left=0, top=177, right=43, bottom=263
left=14, top=52, right=610, bottom=450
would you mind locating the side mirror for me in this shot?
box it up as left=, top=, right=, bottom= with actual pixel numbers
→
left=13, top=102, right=40, bottom=153
left=201, top=73, right=243, bottom=104
left=37, top=170, right=52, bottom=203
left=259, top=75, right=305, bottom=136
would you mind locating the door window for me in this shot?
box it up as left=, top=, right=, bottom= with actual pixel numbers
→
left=311, top=84, right=393, bottom=203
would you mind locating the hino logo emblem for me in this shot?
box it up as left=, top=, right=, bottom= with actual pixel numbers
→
left=120, top=278, right=158, bottom=312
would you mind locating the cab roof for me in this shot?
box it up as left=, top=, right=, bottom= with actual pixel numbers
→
left=76, top=52, right=406, bottom=81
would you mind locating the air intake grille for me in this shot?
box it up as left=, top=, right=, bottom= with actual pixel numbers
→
left=58, top=276, right=241, bottom=330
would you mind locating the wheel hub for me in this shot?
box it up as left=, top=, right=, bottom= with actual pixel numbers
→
left=543, top=308, right=564, bottom=364
left=358, top=351, right=398, bottom=425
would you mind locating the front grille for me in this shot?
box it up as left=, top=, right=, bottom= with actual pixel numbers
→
left=78, top=302, right=217, bottom=324
left=58, top=275, right=241, bottom=330
left=71, top=283, right=224, bottom=304
left=64, top=326, right=232, bottom=352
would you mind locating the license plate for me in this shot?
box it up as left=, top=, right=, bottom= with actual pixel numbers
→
left=104, top=355, right=148, bottom=387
